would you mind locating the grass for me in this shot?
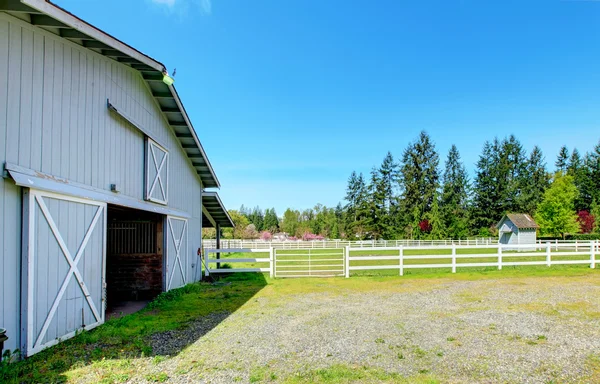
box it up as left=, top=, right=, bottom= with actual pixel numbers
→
left=0, top=274, right=268, bottom=383
left=1, top=263, right=599, bottom=383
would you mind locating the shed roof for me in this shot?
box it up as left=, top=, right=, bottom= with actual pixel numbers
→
left=496, top=214, right=540, bottom=230
left=1, top=0, right=220, bottom=188
left=202, top=192, right=235, bottom=228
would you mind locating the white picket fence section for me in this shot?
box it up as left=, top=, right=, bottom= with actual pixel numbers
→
left=274, top=249, right=345, bottom=278
left=345, top=241, right=600, bottom=278
left=203, top=238, right=497, bottom=250
left=203, top=248, right=273, bottom=278
left=202, top=241, right=599, bottom=279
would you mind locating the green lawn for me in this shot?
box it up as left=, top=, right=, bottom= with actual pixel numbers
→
left=208, top=247, right=598, bottom=278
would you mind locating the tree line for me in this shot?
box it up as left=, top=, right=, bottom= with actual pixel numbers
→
left=206, top=132, right=600, bottom=240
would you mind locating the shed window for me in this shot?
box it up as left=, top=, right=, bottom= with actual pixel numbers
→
left=145, top=138, right=169, bottom=205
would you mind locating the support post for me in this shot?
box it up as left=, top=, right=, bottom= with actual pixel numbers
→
left=546, top=242, right=551, bottom=267
left=345, top=246, right=350, bottom=278
left=216, top=224, right=221, bottom=269
left=204, top=248, right=210, bottom=277
left=498, top=245, right=503, bottom=270
left=452, top=243, right=456, bottom=273
left=399, top=246, right=404, bottom=276
left=269, top=247, right=274, bottom=278
left=591, top=241, right=596, bottom=269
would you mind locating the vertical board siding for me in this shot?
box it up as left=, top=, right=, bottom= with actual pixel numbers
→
left=0, top=13, right=204, bottom=353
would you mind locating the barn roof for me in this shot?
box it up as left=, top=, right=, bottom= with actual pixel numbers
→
left=496, top=214, right=540, bottom=230
left=0, top=0, right=220, bottom=188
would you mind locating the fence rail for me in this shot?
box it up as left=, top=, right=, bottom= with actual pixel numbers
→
left=203, top=238, right=498, bottom=250
left=202, top=241, right=599, bottom=279
left=203, top=248, right=273, bottom=277
left=345, top=241, right=599, bottom=278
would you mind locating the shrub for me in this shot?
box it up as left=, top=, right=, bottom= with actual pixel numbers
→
left=565, top=233, right=600, bottom=241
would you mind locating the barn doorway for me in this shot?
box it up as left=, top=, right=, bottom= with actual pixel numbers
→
left=105, top=206, right=164, bottom=318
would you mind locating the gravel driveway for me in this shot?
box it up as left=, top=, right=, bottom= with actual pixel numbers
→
left=138, top=275, right=600, bottom=383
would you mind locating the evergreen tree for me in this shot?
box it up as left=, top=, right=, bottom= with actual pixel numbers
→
left=518, top=146, right=549, bottom=215
left=428, top=192, right=446, bottom=240
left=344, top=171, right=368, bottom=237
left=535, top=173, right=579, bottom=239
left=373, top=152, right=399, bottom=239
left=263, top=208, right=279, bottom=232
left=365, top=167, right=385, bottom=239
left=399, top=131, right=440, bottom=238
left=568, top=148, right=590, bottom=211
left=586, top=141, right=600, bottom=207
left=472, top=136, right=528, bottom=230
left=555, top=145, right=569, bottom=173
left=441, top=145, right=470, bottom=239
left=472, top=139, right=502, bottom=230
left=248, top=206, right=264, bottom=231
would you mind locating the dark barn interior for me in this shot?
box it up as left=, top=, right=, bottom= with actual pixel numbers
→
left=106, top=206, right=164, bottom=316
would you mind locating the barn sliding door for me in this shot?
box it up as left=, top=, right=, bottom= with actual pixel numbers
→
left=22, top=190, right=106, bottom=356
left=165, top=216, right=188, bottom=290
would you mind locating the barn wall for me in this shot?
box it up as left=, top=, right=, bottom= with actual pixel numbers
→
left=0, top=12, right=204, bottom=353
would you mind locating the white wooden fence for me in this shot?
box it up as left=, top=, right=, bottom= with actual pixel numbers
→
left=202, top=241, right=599, bottom=279
left=203, top=248, right=274, bottom=278
left=345, top=241, right=599, bottom=278
left=203, top=238, right=497, bottom=250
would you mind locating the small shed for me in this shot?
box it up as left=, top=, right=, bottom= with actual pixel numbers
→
left=496, top=214, right=540, bottom=250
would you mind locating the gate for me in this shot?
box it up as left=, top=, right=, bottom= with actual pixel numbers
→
left=22, top=189, right=106, bottom=356
left=274, top=248, right=345, bottom=277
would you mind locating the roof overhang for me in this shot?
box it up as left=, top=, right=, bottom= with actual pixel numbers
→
left=0, top=0, right=220, bottom=188
left=202, top=191, right=234, bottom=228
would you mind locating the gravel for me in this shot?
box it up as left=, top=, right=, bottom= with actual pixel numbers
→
left=138, top=275, right=600, bottom=383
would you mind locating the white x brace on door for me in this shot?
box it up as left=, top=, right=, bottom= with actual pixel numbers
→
left=22, top=189, right=107, bottom=356
left=146, top=139, right=169, bottom=205
left=166, top=216, right=188, bottom=290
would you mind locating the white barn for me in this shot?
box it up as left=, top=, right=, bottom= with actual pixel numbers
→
left=0, top=0, right=233, bottom=357
left=496, top=214, right=539, bottom=249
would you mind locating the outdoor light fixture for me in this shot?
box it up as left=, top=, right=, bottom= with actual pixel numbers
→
left=162, top=70, right=175, bottom=86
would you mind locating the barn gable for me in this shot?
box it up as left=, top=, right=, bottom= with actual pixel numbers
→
left=0, top=0, right=232, bottom=356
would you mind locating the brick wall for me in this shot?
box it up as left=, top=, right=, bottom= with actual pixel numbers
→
left=106, top=253, right=163, bottom=302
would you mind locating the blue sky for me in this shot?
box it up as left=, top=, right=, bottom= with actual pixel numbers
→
left=57, top=0, right=600, bottom=214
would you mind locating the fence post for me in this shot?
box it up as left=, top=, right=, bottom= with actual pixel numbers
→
left=498, top=245, right=502, bottom=270
left=399, top=246, right=404, bottom=276
left=546, top=242, right=551, bottom=267
left=204, top=248, right=210, bottom=277
left=591, top=241, right=596, bottom=269
left=555, top=239, right=558, bottom=252
left=345, top=246, right=350, bottom=278
left=575, top=239, right=578, bottom=253
left=269, top=247, right=274, bottom=278
left=452, top=243, right=456, bottom=273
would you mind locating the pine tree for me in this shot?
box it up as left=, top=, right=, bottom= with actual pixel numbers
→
left=428, top=192, right=446, bottom=240
left=518, top=146, right=549, bottom=215
left=344, top=172, right=368, bottom=239
left=556, top=145, right=569, bottom=173
left=375, top=152, right=399, bottom=239
left=472, top=139, right=501, bottom=230
left=472, top=136, right=528, bottom=231
left=365, top=167, right=385, bottom=239
left=399, top=131, right=440, bottom=238
left=441, top=145, right=470, bottom=239
left=263, top=208, right=279, bottom=232
left=586, top=141, right=600, bottom=207
left=568, top=148, right=590, bottom=211
left=249, top=206, right=264, bottom=231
